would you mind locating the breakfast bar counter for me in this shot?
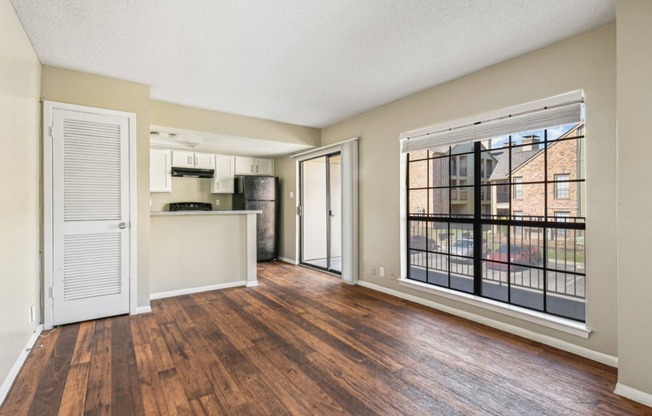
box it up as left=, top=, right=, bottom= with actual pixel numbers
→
left=149, top=210, right=261, bottom=299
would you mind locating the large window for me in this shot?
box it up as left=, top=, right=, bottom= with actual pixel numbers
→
left=406, top=122, right=586, bottom=322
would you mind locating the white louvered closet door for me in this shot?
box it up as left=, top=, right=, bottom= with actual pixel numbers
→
left=52, top=109, right=130, bottom=325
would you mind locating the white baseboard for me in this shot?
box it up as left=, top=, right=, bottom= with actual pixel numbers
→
left=278, top=256, right=298, bottom=265
left=150, top=281, right=247, bottom=300
left=0, top=324, right=43, bottom=407
left=246, top=281, right=259, bottom=287
left=134, top=305, right=152, bottom=314
left=615, top=383, right=652, bottom=407
left=356, top=280, right=618, bottom=368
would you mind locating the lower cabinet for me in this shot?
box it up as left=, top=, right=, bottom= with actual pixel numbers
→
left=211, top=154, right=235, bottom=194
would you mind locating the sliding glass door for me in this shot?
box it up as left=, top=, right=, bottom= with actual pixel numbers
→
left=300, top=153, right=342, bottom=274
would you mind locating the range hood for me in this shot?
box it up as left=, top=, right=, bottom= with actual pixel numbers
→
left=171, top=167, right=214, bottom=178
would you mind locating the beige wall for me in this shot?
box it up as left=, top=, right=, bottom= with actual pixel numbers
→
left=150, top=177, right=233, bottom=212
left=0, top=0, right=42, bottom=393
left=150, top=215, right=247, bottom=294
left=41, top=66, right=151, bottom=308
left=275, top=156, right=298, bottom=261
left=616, top=0, right=652, bottom=395
left=280, top=24, right=618, bottom=355
left=151, top=100, right=320, bottom=146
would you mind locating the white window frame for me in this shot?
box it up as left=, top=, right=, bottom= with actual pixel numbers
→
left=554, top=174, right=571, bottom=199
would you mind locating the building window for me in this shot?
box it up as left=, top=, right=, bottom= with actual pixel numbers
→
left=554, top=174, right=570, bottom=199
left=459, top=155, right=468, bottom=177
left=406, top=122, right=586, bottom=322
left=513, top=177, right=523, bottom=199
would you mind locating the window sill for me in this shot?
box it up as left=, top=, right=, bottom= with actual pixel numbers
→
left=398, top=278, right=590, bottom=338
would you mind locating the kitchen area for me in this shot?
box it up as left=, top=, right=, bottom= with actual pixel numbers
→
left=148, top=127, right=290, bottom=299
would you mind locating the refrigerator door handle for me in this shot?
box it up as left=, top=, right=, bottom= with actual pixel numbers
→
left=298, top=205, right=303, bottom=216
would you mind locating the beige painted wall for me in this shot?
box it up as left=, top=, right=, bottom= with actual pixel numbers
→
left=616, top=0, right=652, bottom=395
left=41, top=66, right=151, bottom=308
left=150, top=177, right=233, bottom=211
left=151, top=100, right=321, bottom=146
left=150, top=215, right=248, bottom=294
left=279, top=24, right=618, bottom=355
left=0, top=0, right=42, bottom=393
left=275, top=156, right=298, bottom=261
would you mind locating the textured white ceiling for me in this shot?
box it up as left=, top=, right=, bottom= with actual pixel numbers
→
left=11, top=0, right=615, bottom=128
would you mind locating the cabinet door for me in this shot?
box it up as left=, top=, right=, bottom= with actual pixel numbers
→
left=194, top=152, right=215, bottom=169
left=255, top=158, right=274, bottom=175
left=150, top=149, right=171, bottom=192
left=235, top=156, right=255, bottom=175
left=171, top=150, right=195, bottom=168
left=211, top=155, right=235, bottom=194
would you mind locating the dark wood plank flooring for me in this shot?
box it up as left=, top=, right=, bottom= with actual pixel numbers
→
left=1, top=262, right=650, bottom=415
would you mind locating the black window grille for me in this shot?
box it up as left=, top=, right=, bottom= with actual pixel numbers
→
left=406, top=125, right=586, bottom=322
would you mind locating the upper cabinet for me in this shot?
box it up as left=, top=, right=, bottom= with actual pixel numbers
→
left=211, top=155, right=235, bottom=194
left=171, top=151, right=215, bottom=169
left=150, top=149, right=171, bottom=192
left=234, top=156, right=274, bottom=175
left=256, top=158, right=274, bottom=175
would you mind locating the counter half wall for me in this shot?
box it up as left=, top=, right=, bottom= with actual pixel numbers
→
left=150, top=210, right=261, bottom=298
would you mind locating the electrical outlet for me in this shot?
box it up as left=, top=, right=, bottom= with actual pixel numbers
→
left=215, top=199, right=221, bottom=206
left=379, top=267, right=385, bottom=277
left=289, top=191, right=294, bottom=199
left=360, top=262, right=365, bottom=271
left=372, top=265, right=377, bottom=275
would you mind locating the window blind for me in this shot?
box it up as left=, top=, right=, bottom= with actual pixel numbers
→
left=400, top=97, right=584, bottom=154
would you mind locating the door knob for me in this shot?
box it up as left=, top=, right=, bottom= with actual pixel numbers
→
left=118, top=222, right=127, bottom=229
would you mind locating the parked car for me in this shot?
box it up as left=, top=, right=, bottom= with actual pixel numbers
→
left=450, top=238, right=474, bottom=262
left=486, top=244, right=542, bottom=270
left=409, top=235, right=438, bottom=253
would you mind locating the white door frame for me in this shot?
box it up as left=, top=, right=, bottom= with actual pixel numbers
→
left=43, top=100, right=138, bottom=329
left=292, top=138, right=358, bottom=284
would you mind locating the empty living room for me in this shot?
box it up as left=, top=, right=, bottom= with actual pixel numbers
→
left=1, top=0, right=652, bottom=415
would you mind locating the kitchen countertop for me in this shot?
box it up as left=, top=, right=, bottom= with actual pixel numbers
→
left=150, top=210, right=262, bottom=216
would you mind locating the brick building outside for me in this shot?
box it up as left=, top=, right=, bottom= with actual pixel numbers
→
left=488, top=123, right=584, bottom=220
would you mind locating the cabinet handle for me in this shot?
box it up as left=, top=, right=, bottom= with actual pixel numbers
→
left=188, top=155, right=192, bottom=165
left=194, top=156, right=198, bottom=166
left=250, top=164, right=253, bottom=173
left=256, top=164, right=259, bottom=173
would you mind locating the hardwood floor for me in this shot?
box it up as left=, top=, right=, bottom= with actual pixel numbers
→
left=1, top=262, right=650, bottom=415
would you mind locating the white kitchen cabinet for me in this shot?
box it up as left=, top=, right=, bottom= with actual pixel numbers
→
left=194, top=152, right=215, bottom=169
left=255, top=158, right=274, bottom=175
left=234, top=156, right=274, bottom=175
left=171, top=151, right=215, bottom=169
left=171, top=150, right=195, bottom=168
left=150, top=149, right=171, bottom=192
left=211, top=155, right=235, bottom=194
left=234, top=156, right=255, bottom=174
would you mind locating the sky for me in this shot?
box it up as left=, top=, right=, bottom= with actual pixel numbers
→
left=490, top=123, right=575, bottom=148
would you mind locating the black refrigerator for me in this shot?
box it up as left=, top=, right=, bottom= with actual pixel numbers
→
left=233, top=176, right=279, bottom=261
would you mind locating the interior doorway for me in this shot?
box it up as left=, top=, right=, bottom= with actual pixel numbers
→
left=300, top=152, right=342, bottom=274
